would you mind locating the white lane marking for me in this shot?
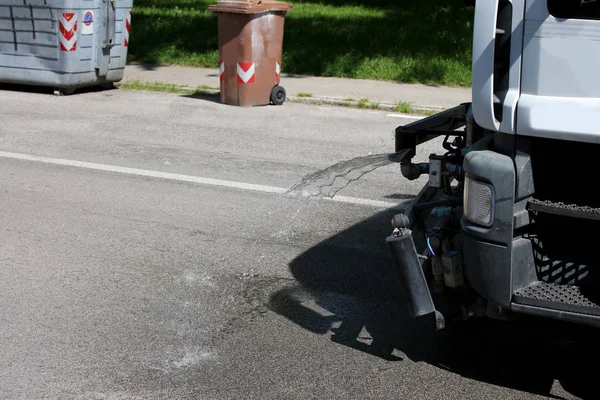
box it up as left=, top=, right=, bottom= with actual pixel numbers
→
left=332, top=195, right=401, bottom=208
left=386, top=114, right=424, bottom=120
left=0, top=151, right=404, bottom=209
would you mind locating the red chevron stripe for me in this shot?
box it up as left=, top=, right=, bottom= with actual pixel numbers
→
left=60, top=23, right=76, bottom=41
left=60, top=42, right=77, bottom=51
left=238, top=62, right=253, bottom=73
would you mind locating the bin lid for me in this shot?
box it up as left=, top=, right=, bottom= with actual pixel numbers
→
left=208, top=0, right=292, bottom=14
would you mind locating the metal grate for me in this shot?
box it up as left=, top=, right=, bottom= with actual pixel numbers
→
left=514, top=282, right=600, bottom=316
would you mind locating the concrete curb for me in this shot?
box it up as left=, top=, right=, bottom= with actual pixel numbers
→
left=118, top=79, right=445, bottom=116
left=287, top=95, right=443, bottom=114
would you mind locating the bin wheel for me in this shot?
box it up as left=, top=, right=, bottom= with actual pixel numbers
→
left=270, top=85, right=286, bottom=106
left=54, top=88, right=76, bottom=96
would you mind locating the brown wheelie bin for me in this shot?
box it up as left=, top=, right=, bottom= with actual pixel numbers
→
left=208, top=0, right=293, bottom=106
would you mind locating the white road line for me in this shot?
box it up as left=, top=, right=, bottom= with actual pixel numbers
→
left=0, top=151, right=404, bottom=209
left=386, top=114, right=424, bottom=120
left=331, top=195, right=402, bottom=208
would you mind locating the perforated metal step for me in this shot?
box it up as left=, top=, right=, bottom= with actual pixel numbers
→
left=527, top=198, right=600, bottom=221
left=513, top=282, right=600, bottom=316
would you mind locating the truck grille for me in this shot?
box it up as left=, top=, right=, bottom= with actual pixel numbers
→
left=525, top=199, right=600, bottom=286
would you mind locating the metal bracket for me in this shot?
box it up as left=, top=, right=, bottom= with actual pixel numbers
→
left=395, top=103, right=470, bottom=161
left=428, top=155, right=444, bottom=188
left=104, top=0, right=117, bottom=49
left=96, top=0, right=117, bottom=77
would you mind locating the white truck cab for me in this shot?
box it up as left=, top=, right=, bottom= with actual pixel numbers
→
left=389, top=0, right=600, bottom=330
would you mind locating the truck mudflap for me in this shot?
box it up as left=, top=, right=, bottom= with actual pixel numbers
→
left=386, top=220, right=446, bottom=331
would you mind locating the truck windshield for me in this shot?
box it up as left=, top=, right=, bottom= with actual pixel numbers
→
left=548, top=0, right=600, bottom=19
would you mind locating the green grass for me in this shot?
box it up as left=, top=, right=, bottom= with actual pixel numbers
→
left=296, top=92, right=313, bottom=98
left=128, top=0, right=474, bottom=87
left=356, top=98, right=370, bottom=108
left=395, top=101, right=413, bottom=114
left=117, top=80, right=219, bottom=96
left=356, top=98, right=382, bottom=109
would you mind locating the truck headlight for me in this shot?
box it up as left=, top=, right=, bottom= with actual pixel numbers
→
left=464, top=177, right=495, bottom=227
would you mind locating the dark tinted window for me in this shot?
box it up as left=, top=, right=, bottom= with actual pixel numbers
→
left=548, top=0, right=600, bottom=19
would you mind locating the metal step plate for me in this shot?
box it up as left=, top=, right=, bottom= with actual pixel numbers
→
left=513, top=282, right=600, bottom=316
left=527, top=198, right=600, bottom=221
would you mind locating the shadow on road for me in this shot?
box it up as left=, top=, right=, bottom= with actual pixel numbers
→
left=269, top=208, right=599, bottom=399
left=180, top=93, right=221, bottom=104
left=0, top=83, right=117, bottom=96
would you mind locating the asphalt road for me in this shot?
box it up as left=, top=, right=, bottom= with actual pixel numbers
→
left=0, top=88, right=595, bottom=400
